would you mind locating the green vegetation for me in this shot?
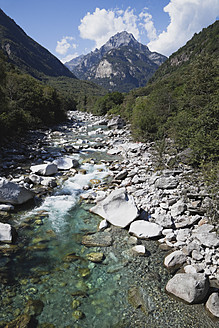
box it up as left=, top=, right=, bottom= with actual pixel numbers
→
left=0, top=52, right=71, bottom=140
left=90, top=21, right=219, bottom=169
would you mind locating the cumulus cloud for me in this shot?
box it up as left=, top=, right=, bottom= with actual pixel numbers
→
left=148, top=0, right=219, bottom=56
left=78, top=7, right=140, bottom=49
left=56, top=36, right=77, bottom=55
left=139, top=12, right=157, bottom=41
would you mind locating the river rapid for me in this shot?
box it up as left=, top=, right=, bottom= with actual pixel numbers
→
left=0, top=112, right=218, bottom=328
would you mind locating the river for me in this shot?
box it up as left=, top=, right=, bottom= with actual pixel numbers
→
left=0, top=112, right=218, bottom=328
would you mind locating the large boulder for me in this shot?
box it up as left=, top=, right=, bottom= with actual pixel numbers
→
left=30, top=163, right=57, bottom=176
left=166, top=273, right=209, bottom=304
left=53, top=157, right=79, bottom=170
left=0, top=178, right=34, bottom=205
left=90, top=188, right=139, bottom=228
left=206, top=292, right=219, bottom=318
left=129, top=220, right=162, bottom=239
left=0, top=222, right=15, bottom=243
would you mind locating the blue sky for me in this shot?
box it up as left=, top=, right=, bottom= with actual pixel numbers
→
left=0, top=0, right=218, bottom=63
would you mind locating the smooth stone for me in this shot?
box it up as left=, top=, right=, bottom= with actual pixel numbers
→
left=114, top=170, right=128, bottom=180
left=129, top=220, right=162, bottom=239
left=0, top=222, right=16, bottom=243
left=206, top=292, right=219, bottom=318
left=82, top=231, right=113, bottom=247
left=86, top=252, right=104, bottom=263
left=166, top=273, right=209, bottom=304
left=131, top=245, right=146, bottom=255
left=30, top=163, right=58, bottom=176
left=90, top=187, right=139, bottom=228
left=53, top=157, right=75, bottom=170
left=0, top=178, right=34, bottom=205
left=164, top=250, right=187, bottom=269
left=98, top=219, right=108, bottom=231
left=0, top=204, right=14, bottom=211
left=155, top=177, right=179, bottom=189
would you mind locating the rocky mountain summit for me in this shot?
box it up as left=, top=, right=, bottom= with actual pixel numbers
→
left=65, top=31, right=167, bottom=92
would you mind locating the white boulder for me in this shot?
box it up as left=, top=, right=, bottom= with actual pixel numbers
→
left=30, top=163, right=58, bottom=176
left=90, top=187, right=139, bottom=228
left=53, top=157, right=79, bottom=170
left=129, top=220, right=162, bottom=239
left=0, top=222, right=15, bottom=243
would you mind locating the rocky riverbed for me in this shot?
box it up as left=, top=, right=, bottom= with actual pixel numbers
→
left=0, top=111, right=218, bottom=327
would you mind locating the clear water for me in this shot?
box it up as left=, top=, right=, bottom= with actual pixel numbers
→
left=0, top=118, right=218, bottom=328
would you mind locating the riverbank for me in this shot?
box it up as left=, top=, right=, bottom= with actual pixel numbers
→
left=0, top=111, right=218, bottom=327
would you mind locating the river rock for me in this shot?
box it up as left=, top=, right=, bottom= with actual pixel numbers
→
left=53, top=157, right=79, bottom=170
left=206, top=292, right=219, bottom=318
left=86, top=252, right=104, bottom=263
left=131, top=245, right=146, bottom=255
left=0, top=178, right=34, bottom=205
left=40, top=177, right=57, bottom=188
left=82, top=231, right=113, bottom=247
left=164, top=250, right=187, bottom=268
left=0, top=222, right=15, bottom=243
left=114, top=170, right=128, bottom=180
left=30, top=163, right=58, bottom=176
left=4, top=314, right=38, bottom=328
left=192, top=224, right=219, bottom=247
left=170, top=200, right=187, bottom=217
left=166, top=273, right=209, bottom=303
left=129, top=220, right=162, bottom=239
left=155, top=177, right=179, bottom=189
left=0, top=204, right=14, bottom=211
left=90, top=188, right=139, bottom=228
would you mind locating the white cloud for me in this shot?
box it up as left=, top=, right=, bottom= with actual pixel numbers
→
left=139, top=12, right=157, bottom=41
left=60, top=53, right=79, bottom=64
left=148, top=0, right=219, bottom=56
left=78, top=7, right=140, bottom=49
left=56, top=36, right=77, bottom=55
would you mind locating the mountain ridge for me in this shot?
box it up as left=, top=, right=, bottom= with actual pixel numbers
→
left=65, top=31, right=167, bottom=92
left=0, top=9, right=76, bottom=79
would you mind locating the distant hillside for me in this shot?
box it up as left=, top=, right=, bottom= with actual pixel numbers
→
left=65, top=31, right=167, bottom=92
left=0, top=9, right=76, bottom=79
left=91, top=21, right=219, bottom=166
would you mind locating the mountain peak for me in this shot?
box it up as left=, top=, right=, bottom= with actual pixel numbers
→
left=100, top=31, right=144, bottom=53
left=65, top=30, right=167, bottom=92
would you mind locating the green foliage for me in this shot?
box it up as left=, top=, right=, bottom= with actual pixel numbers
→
left=119, top=21, right=219, bottom=168
left=92, top=92, right=124, bottom=116
left=0, top=51, right=77, bottom=141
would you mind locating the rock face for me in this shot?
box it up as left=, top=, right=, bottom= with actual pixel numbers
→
left=129, top=220, right=162, bottom=239
left=0, top=222, right=15, bottom=243
left=65, top=31, right=166, bottom=92
left=30, top=163, right=58, bottom=176
left=0, top=178, right=34, bottom=205
left=166, top=273, right=209, bottom=304
left=206, top=292, right=219, bottom=318
left=90, top=188, right=139, bottom=228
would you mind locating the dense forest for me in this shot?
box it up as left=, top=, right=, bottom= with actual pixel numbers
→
left=0, top=51, right=75, bottom=139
